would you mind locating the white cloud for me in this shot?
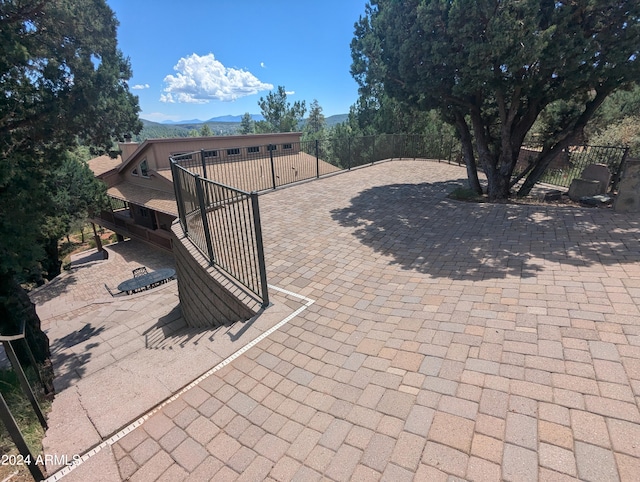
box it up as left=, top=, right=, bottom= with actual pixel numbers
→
left=161, top=53, right=273, bottom=104
left=260, top=62, right=266, bottom=68
left=132, top=83, right=150, bottom=90
left=285, top=90, right=295, bottom=96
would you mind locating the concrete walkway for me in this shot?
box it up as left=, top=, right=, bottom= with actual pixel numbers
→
left=37, top=241, right=306, bottom=479
left=37, top=160, right=640, bottom=481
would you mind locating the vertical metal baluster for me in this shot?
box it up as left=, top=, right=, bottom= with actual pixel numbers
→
left=0, top=393, right=44, bottom=480
left=195, top=175, right=215, bottom=264
left=251, top=192, right=269, bottom=307
left=2, top=340, right=47, bottom=429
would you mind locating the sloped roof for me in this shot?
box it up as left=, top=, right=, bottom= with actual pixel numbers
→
left=88, top=154, right=123, bottom=177
left=107, top=182, right=177, bottom=216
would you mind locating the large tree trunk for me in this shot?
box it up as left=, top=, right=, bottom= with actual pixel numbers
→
left=517, top=88, right=612, bottom=197
left=486, top=169, right=512, bottom=200
left=464, top=151, right=483, bottom=195
left=0, top=276, right=54, bottom=394
left=42, top=236, right=62, bottom=281
left=517, top=152, right=556, bottom=197
left=469, top=106, right=522, bottom=201
left=518, top=141, right=573, bottom=196
left=455, top=113, right=483, bottom=195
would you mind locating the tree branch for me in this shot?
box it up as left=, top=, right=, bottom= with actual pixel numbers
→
left=0, top=1, right=48, bottom=26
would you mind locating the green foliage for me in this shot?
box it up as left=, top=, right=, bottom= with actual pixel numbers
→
left=449, top=187, right=484, bottom=202
left=0, top=0, right=141, bottom=364
left=257, top=86, right=306, bottom=133
left=200, top=124, right=213, bottom=136
left=351, top=0, right=640, bottom=199
left=302, top=100, right=327, bottom=141
left=1, top=0, right=141, bottom=279
left=239, top=113, right=254, bottom=135
left=38, top=149, right=109, bottom=279
left=528, top=85, right=640, bottom=147
left=0, top=368, right=50, bottom=457
left=586, top=84, right=640, bottom=141
left=136, top=116, right=348, bottom=140
left=590, top=118, right=640, bottom=157
left=135, top=120, right=192, bottom=140
left=1, top=0, right=141, bottom=158
left=186, top=124, right=221, bottom=137
left=135, top=119, right=242, bottom=139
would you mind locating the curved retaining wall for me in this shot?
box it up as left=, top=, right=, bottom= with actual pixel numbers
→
left=171, top=221, right=259, bottom=328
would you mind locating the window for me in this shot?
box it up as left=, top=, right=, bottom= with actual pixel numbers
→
left=247, top=146, right=260, bottom=154
left=203, top=150, right=218, bottom=158
left=140, top=159, right=149, bottom=177
left=267, top=144, right=278, bottom=152
left=227, top=148, right=240, bottom=156
left=140, top=207, right=149, bottom=218
left=132, top=167, right=138, bottom=176
left=283, top=143, right=293, bottom=150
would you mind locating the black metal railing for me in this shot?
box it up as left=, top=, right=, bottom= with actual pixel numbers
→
left=171, top=134, right=461, bottom=194
left=167, top=133, right=461, bottom=308
left=0, top=323, right=50, bottom=481
left=167, top=134, right=630, bottom=317
left=170, top=156, right=269, bottom=307
left=521, top=145, right=629, bottom=191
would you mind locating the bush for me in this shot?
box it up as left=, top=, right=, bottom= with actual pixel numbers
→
left=449, top=187, right=484, bottom=202
left=589, top=117, right=640, bottom=157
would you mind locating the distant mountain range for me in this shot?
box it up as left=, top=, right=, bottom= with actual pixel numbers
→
left=157, top=114, right=265, bottom=125
left=134, top=114, right=349, bottom=142
left=148, top=113, right=349, bottom=126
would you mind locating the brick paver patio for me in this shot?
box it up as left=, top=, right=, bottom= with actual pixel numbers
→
left=41, top=160, right=640, bottom=481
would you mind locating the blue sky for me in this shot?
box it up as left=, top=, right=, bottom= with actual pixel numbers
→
left=106, top=0, right=366, bottom=123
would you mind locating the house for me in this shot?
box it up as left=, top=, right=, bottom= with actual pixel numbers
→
left=89, top=132, right=303, bottom=251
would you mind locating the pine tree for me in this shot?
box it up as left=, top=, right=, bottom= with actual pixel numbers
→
left=239, top=113, right=254, bottom=134
left=351, top=0, right=640, bottom=200
left=257, top=86, right=306, bottom=133
left=1, top=0, right=141, bottom=371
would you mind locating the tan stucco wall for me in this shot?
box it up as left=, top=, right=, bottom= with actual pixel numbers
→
left=127, top=132, right=302, bottom=172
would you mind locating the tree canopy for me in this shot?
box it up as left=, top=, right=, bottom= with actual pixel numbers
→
left=302, top=99, right=327, bottom=141
left=239, top=113, right=255, bottom=134
left=0, top=0, right=141, bottom=363
left=1, top=0, right=140, bottom=277
left=257, top=86, right=306, bottom=133
left=351, top=0, right=640, bottom=200
left=40, top=148, right=110, bottom=279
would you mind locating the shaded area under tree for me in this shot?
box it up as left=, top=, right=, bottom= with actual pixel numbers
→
left=331, top=182, right=640, bottom=281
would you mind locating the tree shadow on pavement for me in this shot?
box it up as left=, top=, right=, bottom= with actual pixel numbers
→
left=331, top=181, right=640, bottom=281
left=50, top=323, right=106, bottom=391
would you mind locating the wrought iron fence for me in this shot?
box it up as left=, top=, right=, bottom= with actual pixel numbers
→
left=170, top=157, right=269, bottom=307
left=0, top=323, right=50, bottom=481
left=171, top=134, right=461, bottom=193
left=168, top=133, right=460, bottom=309
left=523, top=145, right=629, bottom=191
left=168, top=134, right=630, bottom=314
